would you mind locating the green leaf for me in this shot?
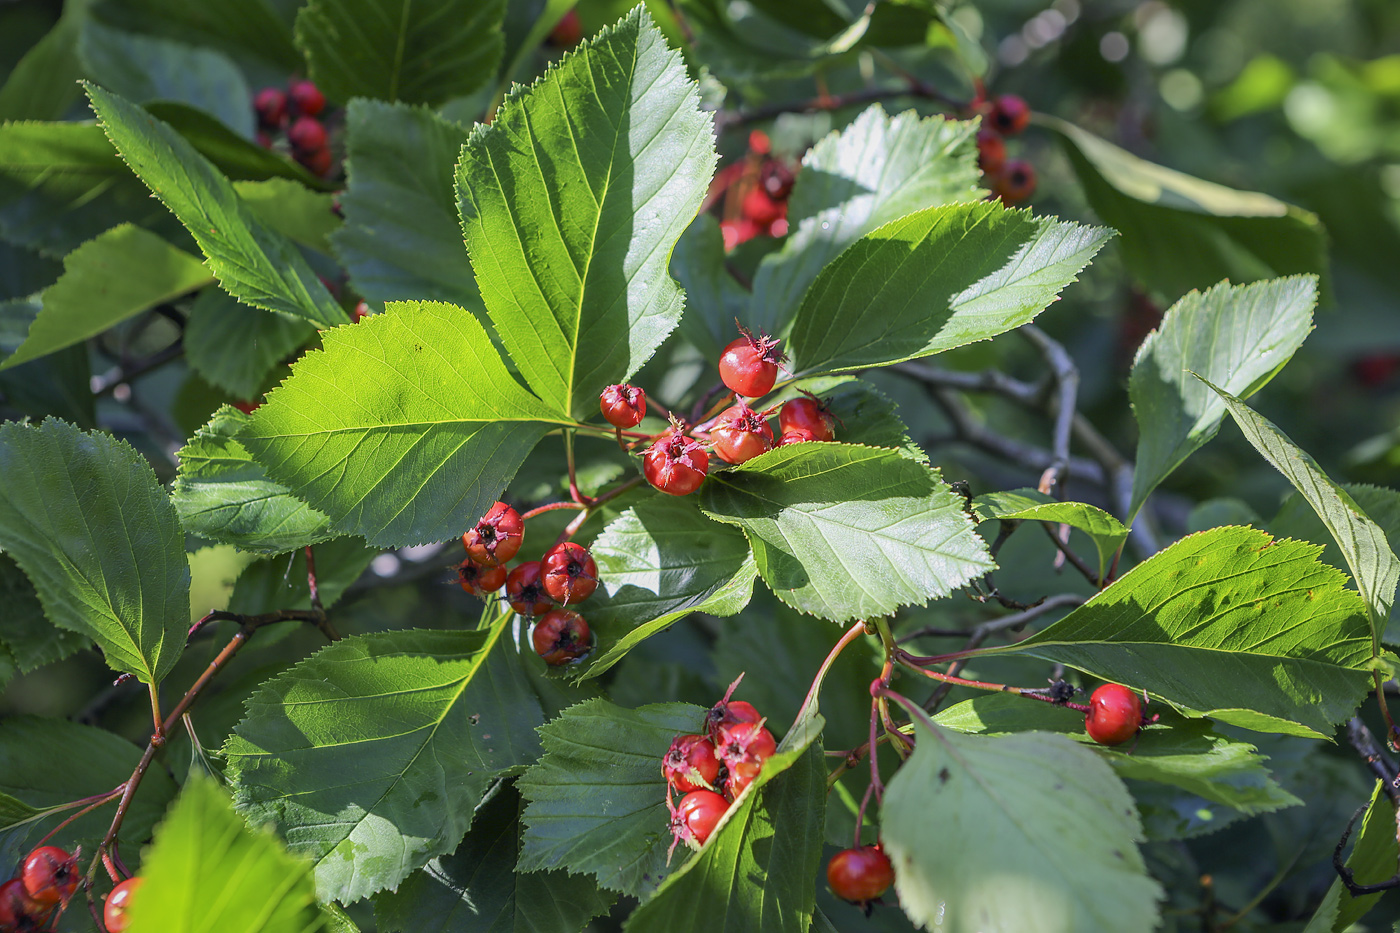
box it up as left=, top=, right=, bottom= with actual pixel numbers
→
left=333, top=100, right=479, bottom=309
left=239, top=300, right=567, bottom=548
left=295, top=0, right=506, bottom=106
left=1300, top=781, right=1396, bottom=933
left=974, top=488, right=1129, bottom=580
left=0, top=555, right=87, bottom=672
left=457, top=6, right=717, bottom=420
left=146, top=100, right=330, bottom=187
left=228, top=537, right=376, bottom=612
left=670, top=213, right=749, bottom=361
left=234, top=178, right=341, bottom=254
left=749, top=106, right=984, bottom=337
left=787, top=201, right=1112, bottom=377
left=93, top=0, right=301, bottom=71
left=225, top=624, right=544, bottom=902
left=183, top=289, right=314, bottom=400
left=125, top=776, right=324, bottom=933
left=1049, top=117, right=1327, bottom=302
left=700, top=444, right=993, bottom=622
left=881, top=717, right=1162, bottom=932
left=0, top=792, right=43, bottom=832
left=769, top=376, right=925, bottom=461
left=0, top=2, right=87, bottom=122
left=0, top=224, right=211, bottom=372
left=1128, top=277, right=1317, bottom=519
left=173, top=406, right=336, bottom=555
left=933, top=695, right=1300, bottom=816
left=517, top=699, right=706, bottom=898
left=83, top=83, right=348, bottom=328
left=0, top=419, right=189, bottom=684
left=575, top=497, right=758, bottom=680
left=1203, top=379, right=1400, bottom=649
left=374, top=783, right=615, bottom=933
left=986, top=525, right=1373, bottom=738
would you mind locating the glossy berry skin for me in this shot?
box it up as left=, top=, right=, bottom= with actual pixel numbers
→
left=674, top=789, right=728, bottom=845
left=253, top=87, right=287, bottom=128
left=549, top=9, right=583, bottom=47
left=717, top=720, right=777, bottom=797
left=644, top=432, right=709, bottom=496
left=711, top=402, right=774, bottom=464
left=719, top=329, right=784, bottom=398
left=707, top=697, right=761, bottom=739
left=663, top=734, right=720, bottom=794
left=532, top=609, right=591, bottom=665
left=989, top=94, right=1031, bottom=135
left=541, top=542, right=598, bottom=605
left=976, top=127, right=1006, bottom=175
left=779, top=395, right=836, bottom=442
left=778, top=428, right=817, bottom=446
left=993, top=159, right=1036, bottom=205
left=104, top=877, right=142, bottom=933
left=22, top=845, right=79, bottom=906
left=288, top=80, right=326, bottom=117
left=741, top=187, right=785, bottom=228
left=0, top=878, right=45, bottom=930
left=458, top=558, right=508, bottom=598
left=827, top=846, right=894, bottom=904
left=506, top=561, right=554, bottom=616
left=600, top=384, right=646, bottom=428
left=1084, top=683, right=1143, bottom=746
left=288, top=115, right=327, bottom=153
left=463, top=501, right=524, bottom=566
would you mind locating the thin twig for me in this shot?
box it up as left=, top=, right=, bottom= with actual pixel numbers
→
left=899, top=593, right=1085, bottom=644
left=1347, top=717, right=1400, bottom=804
left=1019, top=325, right=1078, bottom=497
left=1038, top=522, right=1101, bottom=588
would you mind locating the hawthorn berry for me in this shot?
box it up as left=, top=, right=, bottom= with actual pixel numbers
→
left=717, top=720, right=777, bottom=798
left=458, top=558, right=508, bottom=598
left=0, top=878, right=45, bottom=931
left=643, top=431, right=709, bottom=496
left=778, top=428, right=817, bottom=446
left=760, top=160, right=796, bottom=202
left=253, top=87, right=287, bottom=128
left=103, top=877, right=142, bottom=933
left=300, top=146, right=333, bottom=178
left=711, top=401, right=774, bottom=464
left=976, top=127, right=1006, bottom=175
left=705, top=676, right=761, bottom=738
left=549, top=9, right=583, bottom=47
left=719, top=326, right=785, bottom=398
left=600, top=383, right=646, bottom=428
left=673, top=789, right=728, bottom=846
left=541, top=541, right=598, bottom=605
left=463, top=501, right=524, bottom=566
left=21, top=845, right=78, bottom=906
left=827, top=845, right=894, bottom=905
left=1084, top=683, right=1143, bottom=746
left=532, top=608, right=591, bottom=665
left=778, top=393, right=836, bottom=442
left=288, top=115, right=328, bottom=154
left=288, top=80, right=326, bottom=117
left=663, top=734, right=720, bottom=794
left=989, top=94, right=1031, bottom=135
left=505, top=561, right=554, bottom=616
left=741, top=186, right=785, bottom=228
left=993, top=159, right=1036, bottom=204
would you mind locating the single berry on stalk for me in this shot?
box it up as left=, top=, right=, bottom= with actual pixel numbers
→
left=463, top=501, right=523, bottom=566
left=541, top=541, right=598, bottom=605
left=506, top=561, right=554, bottom=616
left=992, top=159, right=1036, bottom=204
left=663, top=734, right=721, bottom=794
left=287, top=115, right=327, bottom=153
left=21, top=845, right=79, bottom=905
left=643, top=431, right=709, bottom=496
left=719, top=325, right=785, bottom=398
left=827, top=845, right=894, bottom=905
left=711, top=400, right=774, bottom=464
left=458, top=558, right=508, bottom=598
left=1084, top=682, right=1143, bottom=746
left=600, top=383, right=646, bottom=428
left=672, top=789, right=728, bottom=848
left=0, top=878, right=46, bottom=930
left=288, top=79, right=326, bottom=116
left=989, top=94, right=1031, bottom=135
left=778, top=393, right=837, bottom=442
left=103, top=877, right=142, bottom=933
left=532, top=609, right=591, bottom=665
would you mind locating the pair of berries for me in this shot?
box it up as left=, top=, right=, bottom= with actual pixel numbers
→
left=0, top=845, right=81, bottom=931
left=1083, top=682, right=1146, bottom=746
left=253, top=80, right=334, bottom=177
left=708, top=391, right=839, bottom=464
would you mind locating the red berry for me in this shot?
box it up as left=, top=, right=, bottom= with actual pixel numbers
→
left=287, top=115, right=327, bottom=153
left=458, top=558, right=508, bottom=598
left=711, top=401, right=774, bottom=464
left=1084, top=683, right=1144, bottom=746
left=351, top=300, right=370, bottom=323
left=505, top=561, right=554, bottom=616
left=760, top=161, right=796, bottom=202
left=827, top=845, right=894, bottom=904
left=778, top=394, right=836, bottom=442
left=232, top=399, right=261, bottom=415
left=462, top=501, right=524, bottom=566
left=253, top=87, right=287, bottom=128
left=21, top=846, right=78, bottom=906
left=718, top=327, right=785, bottom=398
left=548, top=9, right=583, bottom=47
left=600, top=383, right=646, bottom=428
left=748, top=129, right=771, bottom=155
left=720, top=216, right=763, bottom=250
left=255, top=130, right=274, bottom=149
left=663, top=734, right=721, bottom=794
left=993, top=159, right=1036, bottom=205
left=741, top=187, right=785, bottom=228
left=705, top=676, right=762, bottom=739
left=103, top=877, right=142, bottom=933
left=0, top=878, right=45, bottom=931
left=673, top=789, right=728, bottom=846
left=976, top=127, right=1006, bottom=175
left=532, top=608, right=591, bottom=665
left=643, top=431, right=709, bottom=496
left=989, top=94, right=1031, bottom=135
left=299, top=146, right=334, bottom=177
left=288, top=80, right=326, bottom=117
left=777, top=428, right=817, bottom=446
left=540, top=541, right=598, bottom=605
left=717, top=719, right=776, bottom=798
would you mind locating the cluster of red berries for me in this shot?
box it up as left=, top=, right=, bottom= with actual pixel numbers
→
left=972, top=93, right=1036, bottom=205
left=602, top=324, right=840, bottom=497
left=711, top=131, right=797, bottom=250
left=0, top=845, right=138, bottom=933
left=1083, top=682, right=1147, bottom=746
left=457, top=502, right=597, bottom=666
left=252, top=79, right=335, bottom=177
left=663, top=679, right=778, bottom=857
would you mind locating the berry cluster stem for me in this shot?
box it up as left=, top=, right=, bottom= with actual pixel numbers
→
left=894, top=649, right=1090, bottom=712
